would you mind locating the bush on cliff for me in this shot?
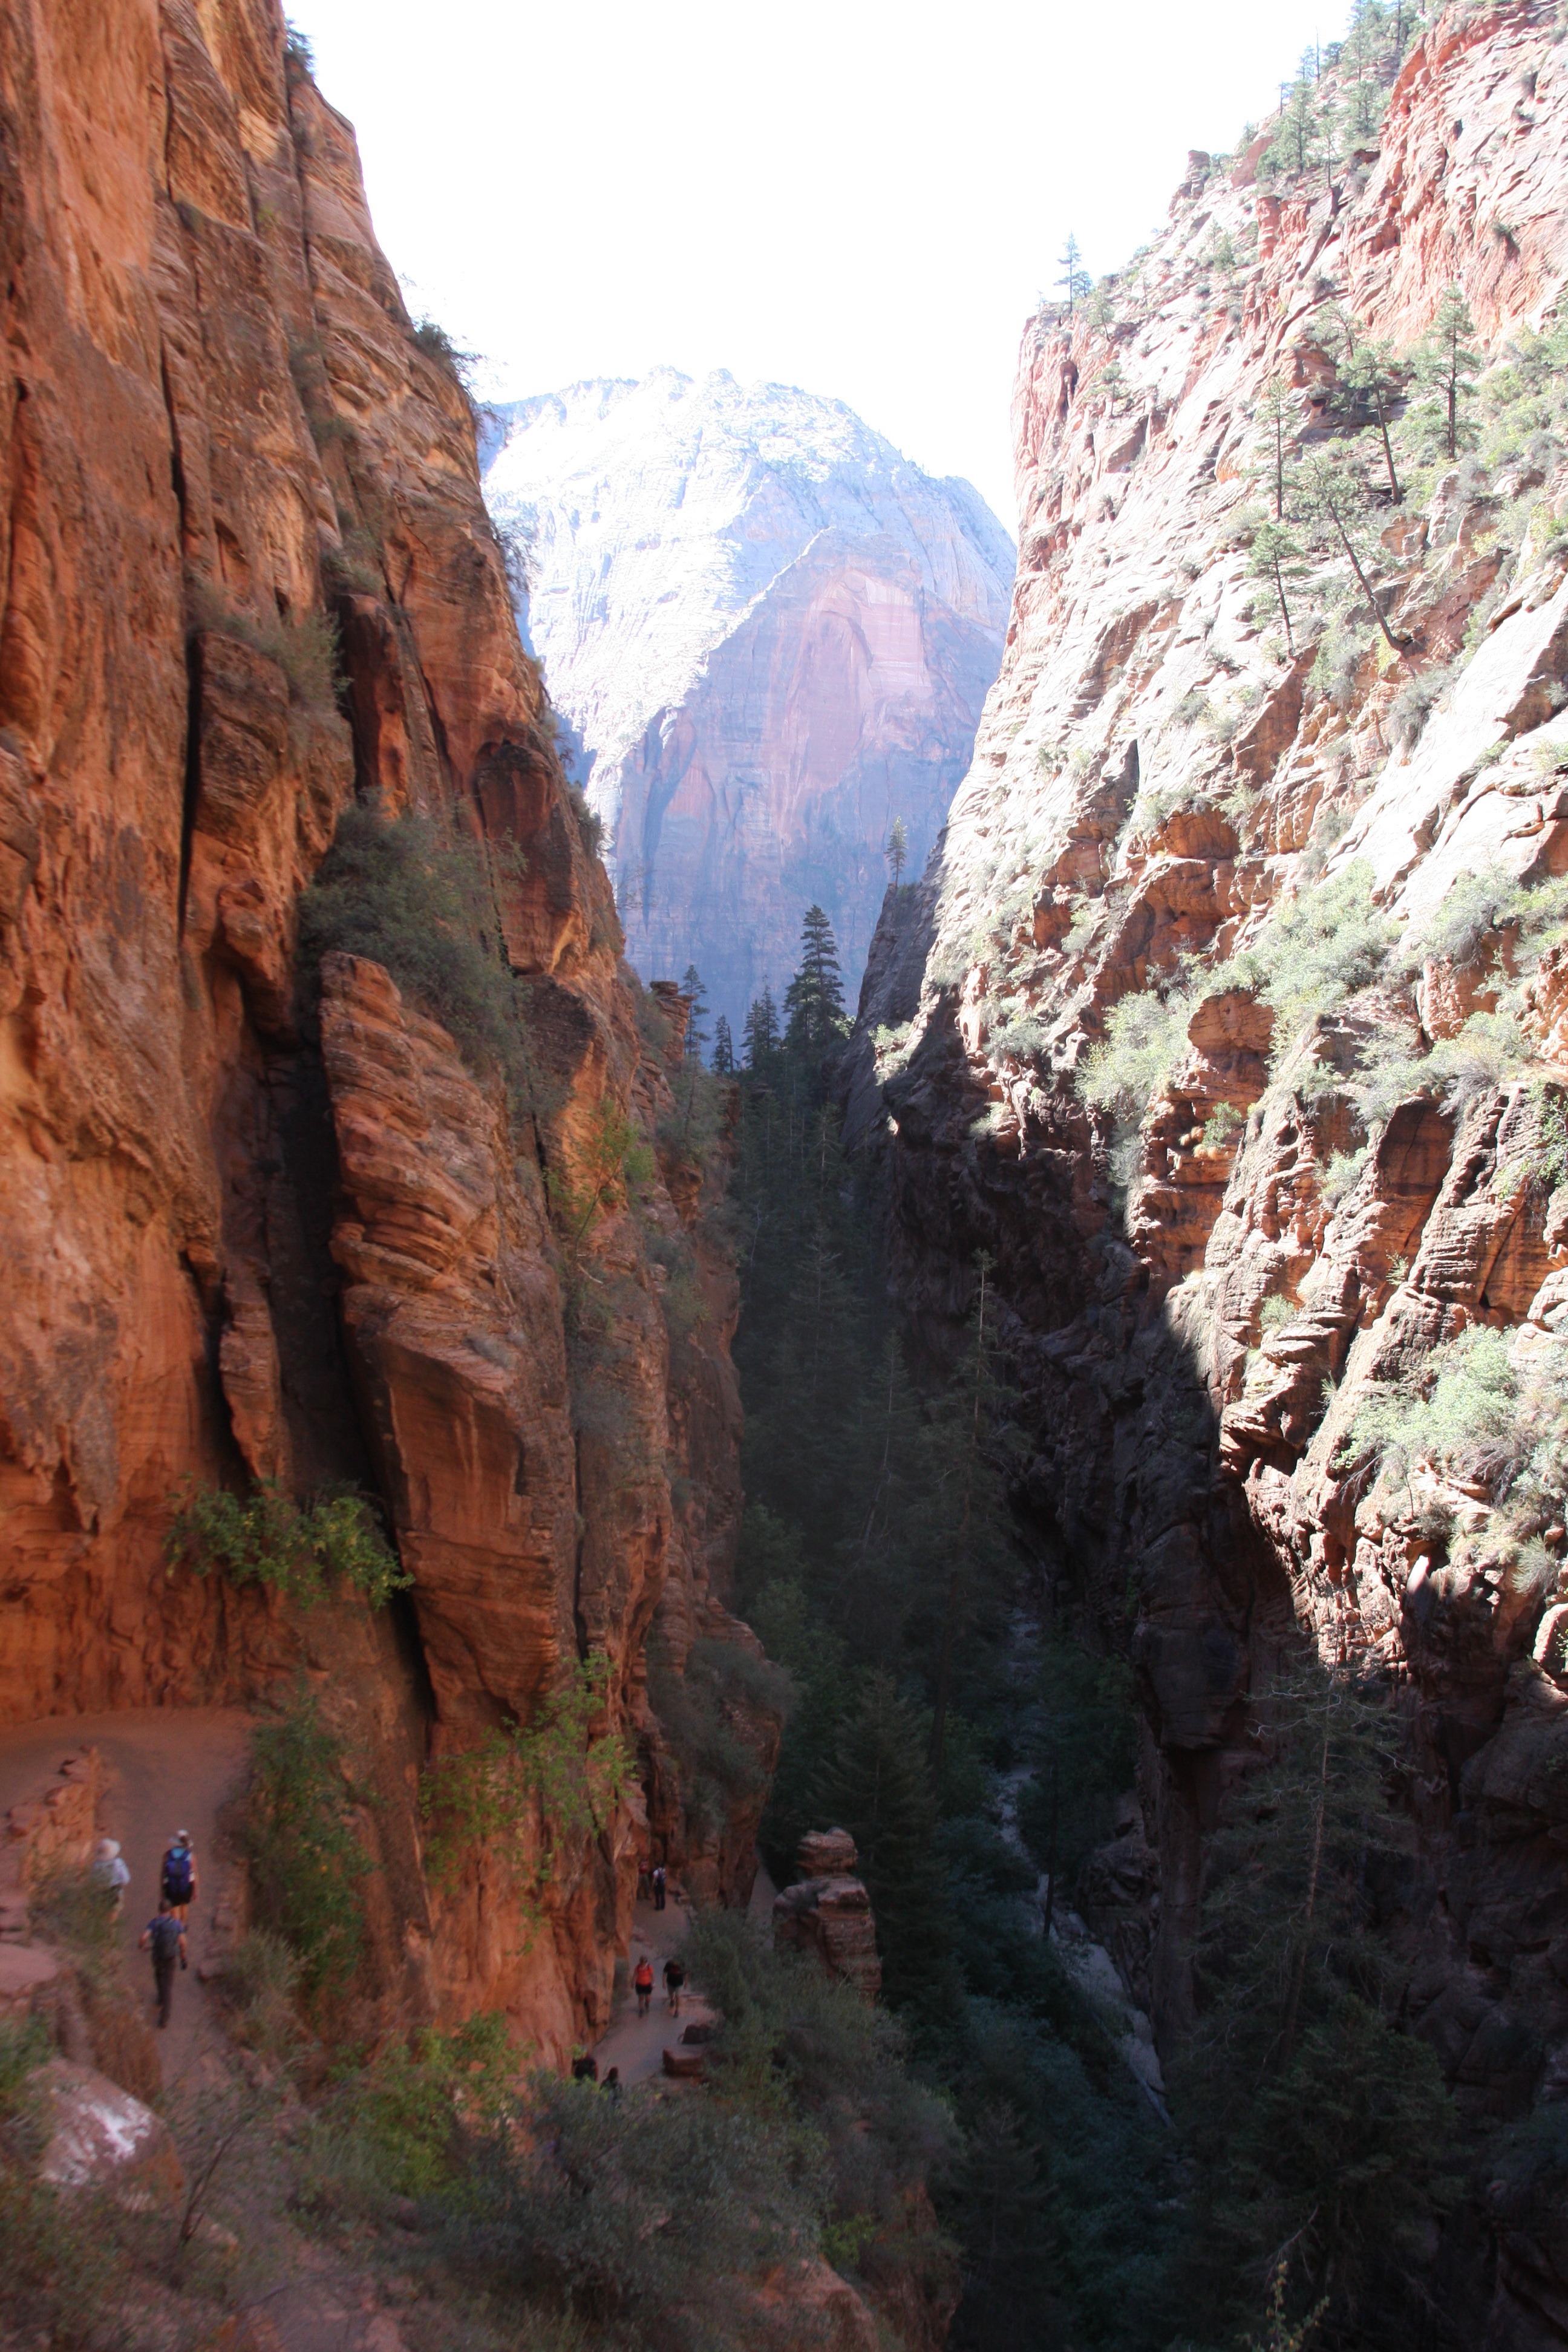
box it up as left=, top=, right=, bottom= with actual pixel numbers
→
left=165, top=1479, right=408, bottom=1609
left=246, top=1687, right=372, bottom=2000
left=298, top=803, right=531, bottom=1087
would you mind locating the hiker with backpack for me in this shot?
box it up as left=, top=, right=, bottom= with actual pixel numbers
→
left=664, top=1955, right=685, bottom=2016
left=634, top=1955, right=655, bottom=2016
left=139, top=1900, right=187, bottom=2029
left=161, top=1831, right=197, bottom=1922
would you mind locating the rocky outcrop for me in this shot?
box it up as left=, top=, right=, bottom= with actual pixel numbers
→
left=482, top=372, right=1014, bottom=1029
left=772, top=1829, right=882, bottom=1998
left=0, top=0, right=776, bottom=2066
left=849, top=3, right=1568, bottom=2337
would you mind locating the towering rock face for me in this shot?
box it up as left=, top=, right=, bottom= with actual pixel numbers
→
left=0, top=0, right=774, bottom=2064
left=482, top=371, right=1014, bottom=1028
left=852, top=4, right=1568, bottom=2333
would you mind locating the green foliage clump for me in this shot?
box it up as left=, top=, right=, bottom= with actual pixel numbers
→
left=1078, top=985, right=1193, bottom=1125
left=165, top=1479, right=408, bottom=1609
left=328, top=2013, right=517, bottom=2203
left=649, top=1636, right=786, bottom=1843
left=1410, top=863, right=1568, bottom=970
left=420, top=1657, right=634, bottom=1896
left=1339, top=1324, right=1568, bottom=1538
left=299, top=805, right=538, bottom=1093
left=546, top=1097, right=655, bottom=1254
left=188, top=581, right=343, bottom=716
left=1216, top=860, right=1399, bottom=1064
left=246, top=1687, right=372, bottom=1999
left=685, top=1909, right=956, bottom=2286
left=440, top=2072, right=821, bottom=2348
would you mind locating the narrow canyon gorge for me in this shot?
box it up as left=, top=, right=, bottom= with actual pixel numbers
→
left=3, top=0, right=1568, bottom=2348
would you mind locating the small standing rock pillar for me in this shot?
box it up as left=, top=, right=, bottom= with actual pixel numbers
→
left=771, top=1829, right=881, bottom=2000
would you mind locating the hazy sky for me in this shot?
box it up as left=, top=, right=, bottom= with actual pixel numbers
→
left=293, top=0, right=1335, bottom=528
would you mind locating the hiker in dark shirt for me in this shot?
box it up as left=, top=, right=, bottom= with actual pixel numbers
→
left=651, top=1863, right=667, bottom=1913
left=570, top=2052, right=599, bottom=2083
left=664, top=1955, right=685, bottom=2016
left=139, top=1900, right=187, bottom=2029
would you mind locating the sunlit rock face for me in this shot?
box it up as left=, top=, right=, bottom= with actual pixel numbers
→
left=482, top=371, right=1014, bottom=1025
left=849, top=7, right=1568, bottom=2333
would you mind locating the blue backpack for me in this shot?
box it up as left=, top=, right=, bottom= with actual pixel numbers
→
left=162, top=1845, right=194, bottom=1903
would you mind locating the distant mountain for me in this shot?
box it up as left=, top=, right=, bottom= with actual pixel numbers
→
left=481, top=369, right=1014, bottom=1030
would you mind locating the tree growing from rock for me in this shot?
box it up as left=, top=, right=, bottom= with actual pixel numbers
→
left=1057, top=234, right=1089, bottom=314
left=1319, top=302, right=1405, bottom=498
left=1247, top=515, right=1308, bottom=651
left=680, top=964, right=709, bottom=1061
left=1297, top=446, right=1406, bottom=654
left=885, top=817, right=909, bottom=888
left=710, top=1012, right=734, bottom=1074
left=1252, top=375, right=1302, bottom=521
left=1412, top=283, right=1481, bottom=460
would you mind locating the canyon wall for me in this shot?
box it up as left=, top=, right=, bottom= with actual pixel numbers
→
left=482, top=371, right=1014, bottom=1031
left=849, top=4, right=1568, bottom=2337
left=0, top=0, right=773, bottom=2065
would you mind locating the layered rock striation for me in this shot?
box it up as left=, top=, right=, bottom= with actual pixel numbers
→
left=850, top=3, right=1568, bottom=2334
left=0, top=0, right=774, bottom=2065
left=482, top=372, right=1014, bottom=1029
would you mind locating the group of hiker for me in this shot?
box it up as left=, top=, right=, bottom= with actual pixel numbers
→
left=633, top=1953, right=684, bottom=2016
left=93, top=1829, right=199, bottom=2030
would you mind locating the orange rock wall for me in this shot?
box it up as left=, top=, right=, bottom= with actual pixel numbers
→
left=0, top=0, right=773, bottom=2065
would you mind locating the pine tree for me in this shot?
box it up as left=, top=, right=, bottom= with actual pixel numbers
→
left=710, top=1013, right=734, bottom=1074
left=1297, top=447, right=1405, bottom=655
left=782, top=906, right=847, bottom=1052
left=1174, top=1663, right=1460, bottom=2342
left=885, top=817, right=909, bottom=889
left=1057, top=233, right=1089, bottom=314
left=917, top=1255, right=1019, bottom=1772
left=680, top=964, right=709, bottom=1062
left=1319, top=303, right=1403, bottom=499
left=742, top=987, right=780, bottom=1070
left=811, top=1670, right=951, bottom=2014
left=1413, top=284, right=1481, bottom=461
left=1247, top=517, right=1307, bottom=651
left=1252, top=375, right=1301, bottom=522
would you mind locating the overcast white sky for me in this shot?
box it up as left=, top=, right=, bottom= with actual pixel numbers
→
left=293, top=0, right=1336, bottom=528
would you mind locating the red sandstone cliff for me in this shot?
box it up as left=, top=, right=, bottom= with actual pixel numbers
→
left=0, top=0, right=774, bottom=2063
left=850, top=5, right=1568, bottom=2337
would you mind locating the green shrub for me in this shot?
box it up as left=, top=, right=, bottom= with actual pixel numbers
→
left=547, top=1098, right=655, bottom=1255
left=1259, top=1294, right=1295, bottom=1336
left=1338, top=1324, right=1568, bottom=1525
left=1078, top=986, right=1194, bottom=1125
left=166, top=1479, right=408, bottom=1609
left=218, top=1929, right=304, bottom=2065
left=1411, top=866, right=1568, bottom=969
left=246, top=1688, right=372, bottom=1998
left=298, top=804, right=532, bottom=1088
left=1217, top=861, right=1398, bottom=1059
left=564, top=783, right=603, bottom=855
left=441, top=2073, right=822, bottom=2348
left=420, top=1656, right=634, bottom=1895
left=313, top=2012, right=517, bottom=2206
left=0, top=2016, right=48, bottom=2121
left=648, top=1639, right=783, bottom=1840
left=187, top=580, right=342, bottom=716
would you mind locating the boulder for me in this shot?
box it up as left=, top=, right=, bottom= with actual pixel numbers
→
left=33, top=2059, right=185, bottom=2213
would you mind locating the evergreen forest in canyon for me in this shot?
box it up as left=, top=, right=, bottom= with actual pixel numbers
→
left=5, top=1, right=1568, bottom=2349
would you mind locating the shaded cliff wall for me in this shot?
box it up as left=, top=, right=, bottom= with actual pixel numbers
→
left=0, top=0, right=773, bottom=2064
left=483, top=371, right=1014, bottom=1031
left=850, top=2, right=1568, bottom=2334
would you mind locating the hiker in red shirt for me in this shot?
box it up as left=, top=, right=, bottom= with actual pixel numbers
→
left=634, top=1955, right=655, bottom=2016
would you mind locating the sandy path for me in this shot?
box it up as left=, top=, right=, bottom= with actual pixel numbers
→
left=589, top=1862, right=779, bottom=2090
left=0, top=1707, right=252, bottom=2086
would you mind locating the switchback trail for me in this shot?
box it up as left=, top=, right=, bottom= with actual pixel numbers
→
left=0, top=1707, right=252, bottom=2086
